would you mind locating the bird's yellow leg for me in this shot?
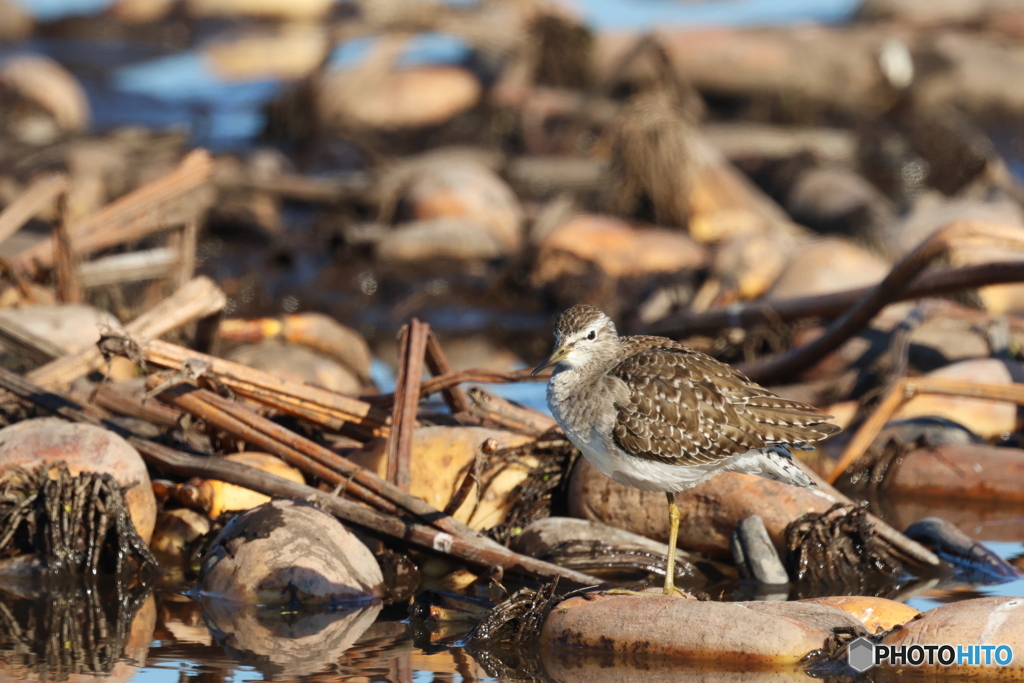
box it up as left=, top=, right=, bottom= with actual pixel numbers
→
left=663, top=492, right=681, bottom=596
left=605, top=493, right=689, bottom=597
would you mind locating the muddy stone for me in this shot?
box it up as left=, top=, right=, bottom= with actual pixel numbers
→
left=885, top=444, right=1024, bottom=502
left=227, top=340, right=363, bottom=394
left=541, top=592, right=865, bottom=664
left=568, top=457, right=832, bottom=559
left=200, top=499, right=383, bottom=604
left=0, top=418, right=156, bottom=543
left=798, top=596, right=920, bottom=633
left=880, top=597, right=1024, bottom=676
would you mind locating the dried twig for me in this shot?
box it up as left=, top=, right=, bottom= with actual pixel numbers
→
left=0, top=367, right=600, bottom=587
left=424, top=329, right=471, bottom=414
left=0, top=173, right=68, bottom=247
left=52, top=192, right=82, bottom=304
left=12, top=150, right=214, bottom=273
left=738, top=221, right=1024, bottom=385
left=139, top=339, right=389, bottom=434
left=467, top=387, right=557, bottom=437
left=827, top=377, right=1024, bottom=485
left=387, top=320, right=428, bottom=491
left=27, top=276, right=226, bottom=391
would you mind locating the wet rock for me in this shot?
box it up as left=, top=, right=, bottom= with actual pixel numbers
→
left=531, top=213, right=709, bottom=284
left=348, top=427, right=534, bottom=531
left=396, top=158, right=524, bottom=254
left=204, top=26, right=330, bottom=82
left=767, top=237, right=891, bottom=299
left=731, top=514, right=789, bottom=585
left=893, top=358, right=1022, bottom=438
left=0, top=418, right=156, bottom=543
left=541, top=592, right=865, bottom=664
left=0, top=55, right=90, bottom=144
left=202, top=600, right=381, bottom=678
left=799, top=596, right=920, bottom=633
left=201, top=499, right=383, bottom=604
left=110, top=0, right=176, bottom=23
left=885, top=444, right=1024, bottom=503
left=568, top=458, right=832, bottom=559
left=0, top=0, right=32, bottom=41
left=315, top=65, right=481, bottom=131
left=177, top=452, right=306, bottom=519
left=784, top=165, right=896, bottom=242
left=915, top=33, right=1024, bottom=116
left=186, top=0, right=333, bottom=19
left=903, top=517, right=1017, bottom=582
left=150, top=508, right=210, bottom=581
left=659, top=26, right=895, bottom=114
left=880, top=597, right=1024, bottom=675
left=219, top=313, right=373, bottom=386
left=0, top=304, right=118, bottom=355
left=857, top=0, right=1019, bottom=26
left=512, top=517, right=735, bottom=585
left=227, top=340, right=363, bottom=394
left=377, top=219, right=507, bottom=263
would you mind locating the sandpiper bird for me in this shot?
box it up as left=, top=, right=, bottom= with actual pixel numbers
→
left=533, top=304, right=840, bottom=595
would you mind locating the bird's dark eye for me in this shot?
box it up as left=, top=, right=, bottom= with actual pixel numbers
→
left=586, top=330, right=596, bottom=340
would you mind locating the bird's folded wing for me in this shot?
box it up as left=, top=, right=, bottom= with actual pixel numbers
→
left=608, top=342, right=838, bottom=466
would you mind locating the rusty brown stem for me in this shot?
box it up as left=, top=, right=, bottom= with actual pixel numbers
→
left=387, top=320, right=428, bottom=491
left=424, top=328, right=471, bottom=414
left=643, top=260, right=1024, bottom=338
left=0, top=367, right=599, bottom=586
left=738, top=222, right=1024, bottom=385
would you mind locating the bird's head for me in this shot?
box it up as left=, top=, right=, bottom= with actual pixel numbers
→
left=532, top=305, right=619, bottom=375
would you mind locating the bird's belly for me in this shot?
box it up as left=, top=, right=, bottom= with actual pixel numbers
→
left=569, top=429, right=723, bottom=493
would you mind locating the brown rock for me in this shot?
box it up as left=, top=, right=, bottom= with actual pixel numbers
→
left=227, top=340, right=363, bottom=394
left=398, top=158, right=523, bottom=254
left=150, top=508, right=211, bottom=580
left=0, top=304, right=118, bottom=354
left=784, top=165, right=895, bottom=241
left=0, top=55, right=90, bottom=144
left=348, top=427, right=533, bottom=530
left=186, top=0, right=333, bottom=19
left=316, top=65, right=481, bottom=131
left=204, top=25, right=330, bottom=82
left=767, top=237, right=891, bottom=299
left=194, top=452, right=306, bottom=518
left=885, top=444, right=1024, bottom=502
left=0, top=418, right=156, bottom=543
left=0, top=0, right=32, bottom=41
left=377, top=219, right=507, bottom=262
left=893, top=358, right=1021, bottom=438
left=541, top=592, right=865, bottom=664
left=568, top=457, right=832, bottom=559
left=201, top=499, right=383, bottom=604
left=799, top=596, right=920, bottom=633
left=916, top=33, right=1024, bottom=116
left=880, top=597, right=1024, bottom=676
left=532, top=213, right=708, bottom=285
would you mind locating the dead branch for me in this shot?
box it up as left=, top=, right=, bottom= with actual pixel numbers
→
left=467, top=387, right=557, bottom=437
left=643, top=260, right=1024, bottom=338
left=0, top=173, right=69, bottom=247
left=424, top=328, right=471, bottom=414
left=738, top=221, right=1024, bottom=385
left=12, top=150, right=214, bottom=272
left=827, top=377, right=1024, bottom=485
left=52, top=192, right=82, bottom=304
left=387, top=320, right=428, bottom=490
left=139, top=338, right=390, bottom=434
left=0, top=367, right=599, bottom=587
left=27, top=276, right=227, bottom=390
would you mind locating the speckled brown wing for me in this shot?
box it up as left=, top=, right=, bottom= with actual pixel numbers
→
left=608, top=337, right=840, bottom=466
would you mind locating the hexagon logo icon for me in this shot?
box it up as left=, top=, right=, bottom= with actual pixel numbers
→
left=848, top=637, right=876, bottom=672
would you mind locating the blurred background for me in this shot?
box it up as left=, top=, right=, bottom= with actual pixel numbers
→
left=3, top=0, right=1024, bottom=381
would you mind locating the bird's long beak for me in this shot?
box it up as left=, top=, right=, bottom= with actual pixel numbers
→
left=531, top=345, right=569, bottom=376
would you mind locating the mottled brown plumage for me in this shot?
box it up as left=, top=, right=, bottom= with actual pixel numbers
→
left=610, top=335, right=840, bottom=467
